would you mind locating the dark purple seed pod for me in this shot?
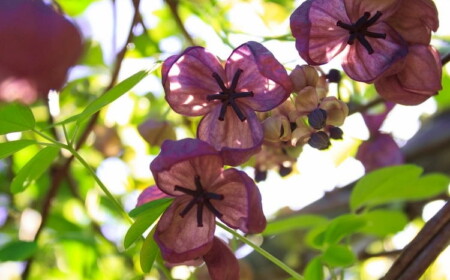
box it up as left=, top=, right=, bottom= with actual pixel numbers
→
left=308, top=131, right=331, bottom=150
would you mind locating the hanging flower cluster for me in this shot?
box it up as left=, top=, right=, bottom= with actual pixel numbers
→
left=290, top=0, right=442, bottom=105
left=134, top=0, right=442, bottom=278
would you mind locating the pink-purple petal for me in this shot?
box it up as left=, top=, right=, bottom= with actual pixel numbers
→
left=225, top=41, right=292, bottom=111
left=154, top=196, right=215, bottom=263
left=209, top=169, right=266, bottom=233
left=356, top=133, right=403, bottom=172
left=387, top=0, right=438, bottom=45
left=197, top=105, right=263, bottom=166
left=136, top=185, right=172, bottom=207
left=163, top=47, right=225, bottom=116
left=290, top=0, right=349, bottom=65
left=397, top=45, right=442, bottom=94
left=203, top=237, right=240, bottom=280
left=343, top=22, right=407, bottom=82
left=150, top=139, right=223, bottom=195
left=344, top=0, right=402, bottom=22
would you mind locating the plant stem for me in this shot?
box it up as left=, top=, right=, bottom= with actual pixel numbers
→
left=68, top=146, right=133, bottom=224
left=217, top=223, right=304, bottom=280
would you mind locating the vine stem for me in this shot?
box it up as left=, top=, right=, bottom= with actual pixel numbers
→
left=217, top=223, right=304, bottom=280
left=66, top=145, right=133, bottom=224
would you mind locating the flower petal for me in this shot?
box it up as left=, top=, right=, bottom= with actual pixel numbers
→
left=320, top=96, right=349, bottom=126
left=295, top=86, right=320, bottom=115
left=225, top=41, right=292, bottom=111
left=150, top=139, right=223, bottom=195
left=344, top=0, right=402, bottom=21
left=211, top=169, right=266, bottom=233
left=198, top=105, right=263, bottom=166
left=387, top=0, right=438, bottom=45
left=203, top=237, right=240, bottom=280
left=362, top=102, right=395, bottom=134
left=397, top=45, right=442, bottom=94
left=154, top=196, right=215, bottom=263
left=356, top=133, right=403, bottom=172
left=290, top=0, right=349, bottom=65
left=163, top=47, right=225, bottom=116
left=343, top=22, right=407, bottom=83
left=375, top=45, right=441, bottom=105
left=136, top=185, right=172, bottom=207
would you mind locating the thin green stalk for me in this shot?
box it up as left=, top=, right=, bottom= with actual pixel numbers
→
left=217, top=223, right=304, bottom=280
left=68, top=146, right=133, bottom=224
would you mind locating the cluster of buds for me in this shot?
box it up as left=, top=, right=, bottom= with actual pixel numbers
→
left=262, top=65, right=348, bottom=150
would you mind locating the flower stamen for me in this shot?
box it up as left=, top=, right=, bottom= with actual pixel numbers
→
left=336, top=11, right=386, bottom=54
left=207, top=69, right=254, bottom=121
left=174, top=175, right=224, bottom=227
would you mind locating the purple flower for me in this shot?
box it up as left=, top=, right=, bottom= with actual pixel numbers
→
left=0, top=0, right=82, bottom=104
left=375, top=45, right=442, bottom=105
left=150, top=138, right=266, bottom=263
left=356, top=102, right=403, bottom=172
left=290, top=0, right=408, bottom=83
left=162, top=41, right=292, bottom=165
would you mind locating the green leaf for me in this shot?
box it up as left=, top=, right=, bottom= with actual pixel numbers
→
left=140, top=230, right=160, bottom=273
left=304, top=256, right=324, bottom=280
left=124, top=201, right=171, bottom=249
left=263, top=214, right=328, bottom=236
left=128, top=198, right=173, bottom=218
left=11, top=146, right=60, bottom=193
left=0, top=139, right=35, bottom=159
left=59, top=70, right=150, bottom=125
left=0, top=241, right=37, bottom=261
left=360, top=209, right=408, bottom=237
left=0, top=103, right=35, bottom=134
left=322, top=244, right=356, bottom=267
left=350, top=165, right=449, bottom=211
left=55, top=0, right=98, bottom=16
left=323, top=214, right=366, bottom=245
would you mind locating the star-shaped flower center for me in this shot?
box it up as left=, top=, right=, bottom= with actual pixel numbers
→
left=336, top=11, right=386, bottom=54
left=207, top=69, right=254, bottom=121
left=174, top=176, right=224, bottom=227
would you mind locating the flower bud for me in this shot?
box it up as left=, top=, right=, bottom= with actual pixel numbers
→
left=138, top=119, right=177, bottom=147
left=262, top=115, right=292, bottom=142
left=329, top=126, right=344, bottom=140
left=320, top=97, right=349, bottom=126
left=290, top=65, right=319, bottom=93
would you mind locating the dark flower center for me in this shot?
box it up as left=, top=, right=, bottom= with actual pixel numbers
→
left=207, top=69, right=254, bottom=122
left=308, top=108, right=328, bottom=130
left=174, top=175, right=224, bottom=227
left=336, top=11, right=386, bottom=54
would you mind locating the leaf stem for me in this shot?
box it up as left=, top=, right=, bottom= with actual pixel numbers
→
left=217, top=223, right=304, bottom=280
left=68, top=146, right=133, bottom=224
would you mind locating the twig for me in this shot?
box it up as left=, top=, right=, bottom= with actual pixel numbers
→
left=442, top=52, right=450, bottom=66
left=348, top=97, right=384, bottom=115
left=21, top=1, right=142, bottom=278
left=164, top=0, right=196, bottom=46
left=382, top=200, right=450, bottom=280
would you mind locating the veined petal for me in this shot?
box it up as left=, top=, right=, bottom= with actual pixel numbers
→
left=211, top=169, right=266, bottom=233
left=198, top=105, right=263, bottom=166
left=154, top=196, right=215, bottom=263
left=344, top=0, right=402, bottom=21
left=163, top=47, right=225, bottom=116
left=343, top=22, right=407, bottom=83
left=225, top=41, right=292, bottom=111
left=397, top=45, right=442, bottom=94
left=203, top=237, right=240, bottom=280
left=150, top=139, right=223, bottom=196
left=136, top=185, right=172, bottom=207
left=375, top=45, right=441, bottom=105
left=375, top=75, right=431, bottom=105
left=387, top=0, right=438, bottom=44
left=290, top=0, right=349, bottom=65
